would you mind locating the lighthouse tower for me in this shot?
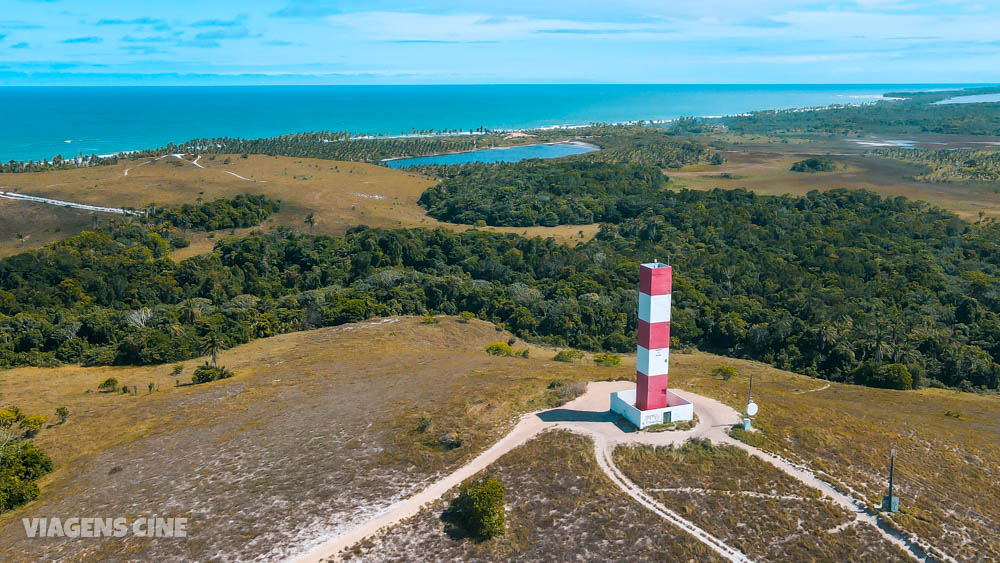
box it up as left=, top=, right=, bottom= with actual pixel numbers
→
left=610, top=262, right=694, bottom=429
left=637, top=262, right=672, bottom=409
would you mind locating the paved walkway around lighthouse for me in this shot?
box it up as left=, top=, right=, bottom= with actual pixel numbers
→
left=293, top=381, right=939, bottom=563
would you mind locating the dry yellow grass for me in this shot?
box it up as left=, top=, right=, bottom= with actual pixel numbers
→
left=670, top=148, right=1000, bottom=220
left=0, top=154, right=598, bottom=258
left=0, top=198, right=103, bottom=258
left=613, top=440, right=908, bottom=561
left=0, top=316, right=621, bottom=561
left=1, top=317, right=996, bottom=560
left=352, top=430, right=722, bottom=562
left=667, top=351, right=1000, bottom=561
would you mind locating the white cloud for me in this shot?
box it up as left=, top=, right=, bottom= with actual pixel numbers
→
left=325, top=11, right=665, bottom=42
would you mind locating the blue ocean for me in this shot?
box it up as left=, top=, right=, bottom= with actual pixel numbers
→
left=0, top=84, right=981, bottom=162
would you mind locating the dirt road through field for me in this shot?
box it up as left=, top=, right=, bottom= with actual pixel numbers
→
left=293, top=381, right=939, bottom=562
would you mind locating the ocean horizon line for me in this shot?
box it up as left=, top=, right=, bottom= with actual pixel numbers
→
left=0, top=84, right=986, bottom=163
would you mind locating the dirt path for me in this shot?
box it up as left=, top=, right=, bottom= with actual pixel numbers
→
left=592, top=434, right=751, bottom=562
left=0, top=190, right=137, bottom=215
left=795, top=382, right=831, bottom=394
left=292, top=382, right=941, bottom=563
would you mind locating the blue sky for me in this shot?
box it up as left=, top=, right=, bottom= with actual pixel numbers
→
left=1, top=0, right=999, bottom=84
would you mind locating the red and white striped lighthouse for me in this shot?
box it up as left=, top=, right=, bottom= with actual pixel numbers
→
left=610, top=261, right=692, bottom=429
left=637, top=262, right=672, bottom=410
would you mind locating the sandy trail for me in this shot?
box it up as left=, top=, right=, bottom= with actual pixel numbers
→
left=123, top=159, right=152, bottom=176
left=292, top=381, right=940, bottom=562
left=795, top=382, right=831, bottom=394
left=221, top=170, right=255, bottom=181
left=0, top=190, right=137, bottom=215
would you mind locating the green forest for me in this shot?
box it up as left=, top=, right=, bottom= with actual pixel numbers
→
left=790, top=157, right=839, bottom=173
left=418, top=161, right=668, bottom=226
left=140, top=124, right=713, bottom=168
left=717, top=86, right=1000, bottom=136
left=0, top=124, right=715, bottom=174
left=2, top=187, right=999, bottom=392
left=143, top=194, right=281, bottom=232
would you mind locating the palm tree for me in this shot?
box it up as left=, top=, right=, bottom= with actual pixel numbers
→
left=201, top=331, right=227, bottom=368
left=179, top=299, right=202, bottom=325
left=304, top=213, right=315, bottom=234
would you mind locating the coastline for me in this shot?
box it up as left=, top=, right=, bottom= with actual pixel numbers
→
left=2, top=92, right=904, bottom=165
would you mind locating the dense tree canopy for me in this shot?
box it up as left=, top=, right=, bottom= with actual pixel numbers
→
left=790, top=157, right=838, bottom=173
left=2, top=187, right=999, bottom=392
left=418, top=161, right=667, bottom=226
left=714, top=87, right=1000, bottom=137
left=143, top=194, right=281, bottom=232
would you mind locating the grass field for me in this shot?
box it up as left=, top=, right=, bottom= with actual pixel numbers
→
left=349, top=430, right=722, bottom=562
left=0, top=316, right=618, bottom=561
left=614, top=440, right=908, bottom=561
left=0, top=154, right=599, bottom=257
left=0, top=198, right=106, bottom=258
left=668, top=351, right=1000, bottom=561
left=4, top=137, right=997, bottom=259
left=672, top=136, right=1000, bottom=220
left=1, top=317, right=997, bottom=560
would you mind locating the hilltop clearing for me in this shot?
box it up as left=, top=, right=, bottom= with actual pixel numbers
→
left=0, top=316, right=615, bottom=561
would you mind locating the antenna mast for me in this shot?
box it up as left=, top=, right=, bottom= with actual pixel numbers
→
left=883, top=449, right=899, bottom=513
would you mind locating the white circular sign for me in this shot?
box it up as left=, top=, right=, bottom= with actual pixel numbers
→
left=746, top=401, right=758, bottom=417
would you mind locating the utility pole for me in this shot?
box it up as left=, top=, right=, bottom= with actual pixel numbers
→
left=883, top=449, right=900, bottom=513
left=743, top=372, right=757, bottom=431
left=888, top=449, right=895, bottom=502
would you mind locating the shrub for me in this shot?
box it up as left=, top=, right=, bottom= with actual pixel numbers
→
left=593, top=353, right=621, bottom=366
left=171, top=364, right=184, bottom=376
left=485, top=342, right=529, bottom=358
left=0, top=407, right=20, bottom=429
left=421, top=315, right=440, bottom=324
left=486, top=342, right=515, bottom=356
left=437, top=431, right=463, bottom=450
left=55, top=407, right=69, bottom=423
left=945, top=410, right=963, bottom=419
left=18, top=416, right=46, bottom=436
left=713, top=365, right=738, bottom=381
left=192, top=363, right=235, bottom=384
left=98, top=377, right=119, bottom=393
left=852, top=362, right=913, bottom=390
left=645, top=413, right=699, bottom=432
left=415, top=417, right=432, bottom=432
left=546, top=380, right=587, bottom=406
left=0, top=423, right=54, bottom=513
left=451, top=477, right=506, bottom=540
left=790, top=157, right=838, bottom=173
left=553, top=350, right=585, bottom=362
left=457, top=311, right=476, bottom=323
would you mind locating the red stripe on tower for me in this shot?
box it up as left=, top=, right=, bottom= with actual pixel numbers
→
left=637, top=319, right=670, bottom=349
left=639, top=264, right=671, bottom=295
